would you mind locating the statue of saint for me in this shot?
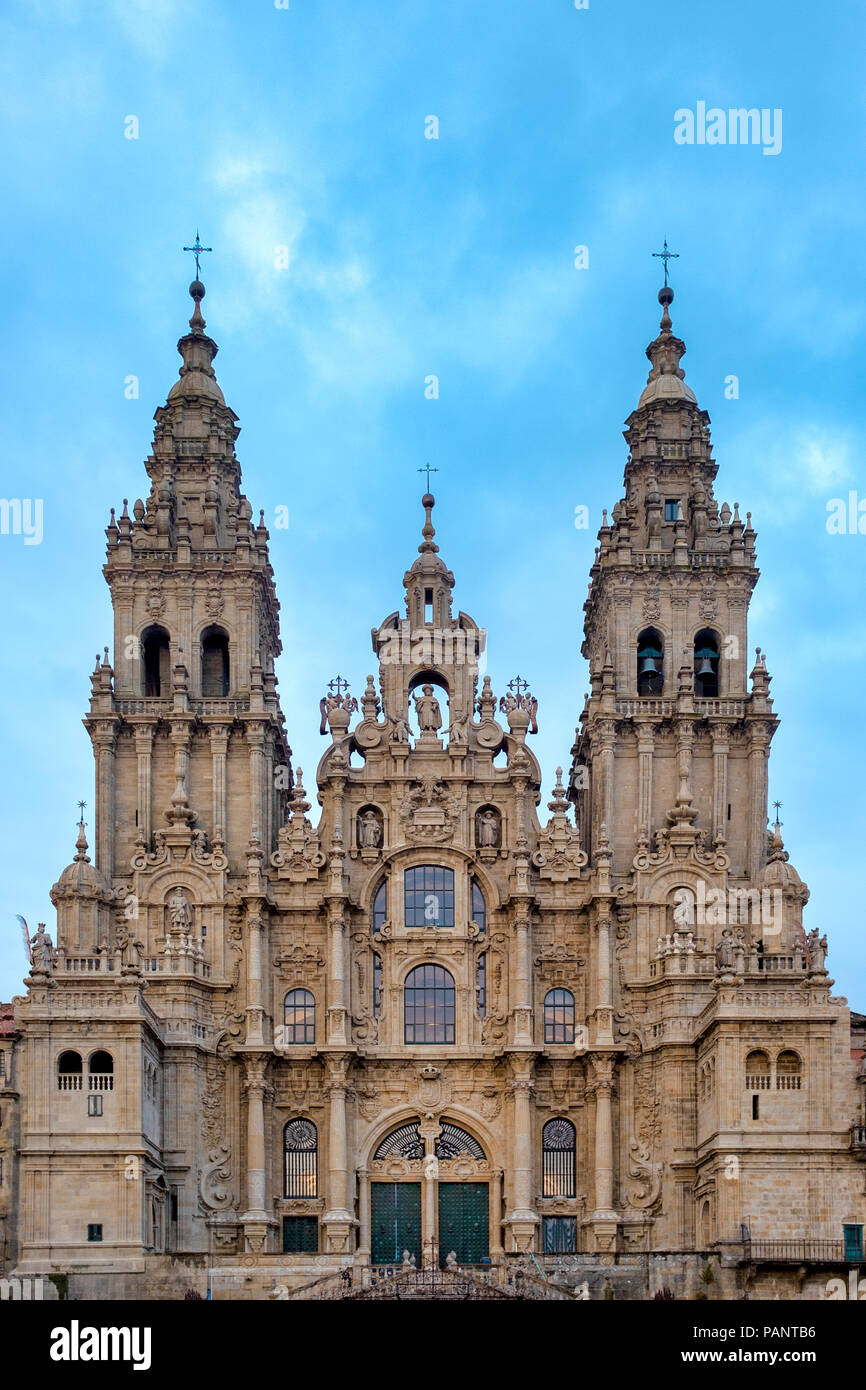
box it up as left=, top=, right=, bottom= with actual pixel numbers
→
left=168, top=888, right=193, bottom=933
left=715, top=928, right=734, bottom=973
left=476, top=809, right=499, bottom=848
left=358, top=810, right=382, bottom=849
left=31, top=922, right=54, bottom=972
left=413, top=684, right=442, bottom=733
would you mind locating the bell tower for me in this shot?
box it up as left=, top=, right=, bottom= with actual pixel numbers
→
left=91, top=275, right=290, bottom=883
left=572, top=281, right=776, bottom=894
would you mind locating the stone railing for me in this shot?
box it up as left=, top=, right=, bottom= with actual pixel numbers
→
left=746, top=1239, right=847, bottom=1263
left=114, top=698, right=248, bottom=716
left=615, top=698, right=745, bottom=719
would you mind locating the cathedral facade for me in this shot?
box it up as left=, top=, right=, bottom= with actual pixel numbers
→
left=6, top=276, right=866, bottom=1299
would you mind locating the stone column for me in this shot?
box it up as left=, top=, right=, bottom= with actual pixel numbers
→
left=322, top=1054, right=354, bottom=1252
left=711, top=725, right=729, bottom=844
left=246, top=721, right=266, bottom=844
left=92, top=723, right=118, bottom=877
left=747, top=726, right=770, bottom=881
left=589, top=1054, right=619, bottom=1252
left=490, top=1169, right=504, bottom=1261
left=506, top=1054, right=538, bottom=1250
left=326, top=906, right=349, bottom=1046
left=636, top=724, right=655, bottom=838
left=595, top=722, right=616, bottom=844
left=593, top=913, right=614, bottom=1045
left=512, top=908, right=533, bottom=1046
left=240, top=1053, right=273, bottom=1251
left=134, top=725, right=154, bottom=848
left=357, top=1167, right=371, bottom=1265
left=423, top=1154, right=438, bottom=1269
left=245, top=909, right=266, bottom=1046
left=209, top=724, right=230, bottom=849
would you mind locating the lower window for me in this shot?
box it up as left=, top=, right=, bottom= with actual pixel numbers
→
left=282, top=1216, right=318, bottom=1254
left=87, top=1223, right=103, bottom=1243
left=542, top=1216, right=577, bottom=1254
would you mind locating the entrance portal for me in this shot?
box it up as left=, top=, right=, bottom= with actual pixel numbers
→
left=371, top=1182, right=422, bottom=1265
left=438, top=1181, right=489, bottom=1266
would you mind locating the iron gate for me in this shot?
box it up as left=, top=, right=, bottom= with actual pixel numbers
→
left=438, top=1182, right=489, bottom=1266
left=371, top=1182, right=422, bottom=1265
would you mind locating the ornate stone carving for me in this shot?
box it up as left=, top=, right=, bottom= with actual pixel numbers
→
left=398, top=777, right=461, bottom=844
left=271, top=770, right=327, bottom=880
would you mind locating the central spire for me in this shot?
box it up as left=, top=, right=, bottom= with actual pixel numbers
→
left=418, top=491, right=439, bottom=554
left=403, top=492, right=455, bottom=627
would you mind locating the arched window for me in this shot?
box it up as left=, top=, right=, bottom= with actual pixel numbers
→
left=142, top=626, right=170, bottom=697
left=284, top=1119, right=318, bottom=1197
left=637, top=627, right=664, bottom=696
left=435, top=1122, right=485, bottom=1160
left=471, top=880, right=487, bottom=934
left=699, top=1199, right=712, bottom=1248
left=372, top=880, right=387, bottom=934
left=745, top=1050, right=771, bottom=1090
left=58, top=1051, right=83, bottom=1091
left=284, top=989, right=315, bottom=1045
left=404, top=964, right=455, bottom=1044
left=776, top=1050, right=802, bottom=1090
left=89, top=1051, right=114, bottom=1091
left=201, top=627, right=230, bottom=697
left=404, top=866, right=454, bottom=928
left=542, top=1118, right=576, bottom=1198
left=374, top=1121, right=424, bottom=1161
left=544, top=988, right=575, bottom=1044
left=373, top=952, right=383, bottom=1017
left=694, top=629, right=720, bottom=698
left=476, top=952, right=487, bottom=1017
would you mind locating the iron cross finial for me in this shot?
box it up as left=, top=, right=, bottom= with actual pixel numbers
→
left=652, top=239, right=679, bottom=288
left=508, top=675, right=530, bottom=698
left=183, top=230, right=212, bottom=280
left=328, top=675, right=350, bottom=698
left=77, top=800, right=87, bottom=823
left=772, top=800, right=783, bottom=824
left=418, top=464, right=439, bottom=491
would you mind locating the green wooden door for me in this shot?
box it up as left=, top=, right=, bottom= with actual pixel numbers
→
left=370, top=1182, right=422, bottom=1265
left=438, top=1182, right=489, bottom=1266
left=843, top=1223, right=863, bottom=1262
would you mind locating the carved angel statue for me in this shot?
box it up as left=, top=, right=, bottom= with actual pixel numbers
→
left=413, top=684, right=442, bottom=732
left=390, top=714, right=411, bottom=743
left=446, top=713, right=470, bottom=745
left=498, top=689, right=538, bottom=733
left=319, top=690, right=359, bottom=735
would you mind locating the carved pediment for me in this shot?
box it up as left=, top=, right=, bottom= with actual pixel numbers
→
left=398, top=777, right=461, bottom=845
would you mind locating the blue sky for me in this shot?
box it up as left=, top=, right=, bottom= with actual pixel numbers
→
left=1, top=0, right=864, bottom=1004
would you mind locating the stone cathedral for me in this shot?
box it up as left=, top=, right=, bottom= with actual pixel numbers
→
left=4, top=275, right=865, bottom=1301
